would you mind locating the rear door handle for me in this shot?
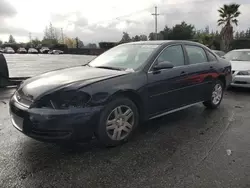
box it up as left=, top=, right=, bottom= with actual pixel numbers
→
left=210, top=66, right=213, bottom=69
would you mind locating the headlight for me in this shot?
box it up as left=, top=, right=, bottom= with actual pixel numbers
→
left=35, top=90, right=91, bottom=109
left=237, top=71, right=250, bottom=75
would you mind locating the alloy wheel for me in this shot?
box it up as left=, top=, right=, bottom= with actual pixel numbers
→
left=106, top=105, right=134, bottom=141
left=212, top=83, right=223, bottom=105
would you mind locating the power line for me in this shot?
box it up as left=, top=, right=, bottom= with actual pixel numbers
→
left=65, top=6, right=154, bottom=31
left=151, top=6, right=160, bottom=40
left=60, top=6, right=154, bottom=39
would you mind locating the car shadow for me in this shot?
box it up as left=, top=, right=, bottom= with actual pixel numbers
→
left=227, top=87, right=250, bottom=94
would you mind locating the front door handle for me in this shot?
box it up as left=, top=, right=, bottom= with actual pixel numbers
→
left=210, top=66, right=213, bottom=69
left=180, top=71, right=187, bottom=76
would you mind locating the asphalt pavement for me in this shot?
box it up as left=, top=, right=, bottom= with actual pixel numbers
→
left=4, top=54, right=95, bottom=77
left=1, top=87, right=250, bottom=188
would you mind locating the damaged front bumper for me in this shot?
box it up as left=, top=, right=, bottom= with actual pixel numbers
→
left=9, top=94, right=102, bottom=142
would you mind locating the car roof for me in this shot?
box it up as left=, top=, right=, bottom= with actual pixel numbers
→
left=212, top=50, right=224, bottom=52
left=232, top=49, right=250, bottom=52
left=121, top=40, right=203, bottom=46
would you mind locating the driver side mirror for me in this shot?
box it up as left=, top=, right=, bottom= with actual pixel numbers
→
left=153, top=61, right=174, bottom=71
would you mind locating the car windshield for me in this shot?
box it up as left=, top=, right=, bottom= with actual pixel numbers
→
left=89, top=44, right=159, bottom=70
left=224, top=50, right=250, bottom=61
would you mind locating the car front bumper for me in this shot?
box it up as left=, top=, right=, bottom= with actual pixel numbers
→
left=231, top=74, right=250, bottom=88
left=9, top=94, right=102, bottom=142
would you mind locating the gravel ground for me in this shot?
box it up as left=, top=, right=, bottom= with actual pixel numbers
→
left=1, top=54, right=250, bottom=188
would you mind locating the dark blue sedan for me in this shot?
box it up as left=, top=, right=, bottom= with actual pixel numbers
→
left=9, top=40, right=232, bottom=146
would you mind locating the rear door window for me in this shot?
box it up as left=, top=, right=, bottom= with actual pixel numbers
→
left=206, top=50, right=217, bottom=61
left=185, top=45, right=208, bottom=64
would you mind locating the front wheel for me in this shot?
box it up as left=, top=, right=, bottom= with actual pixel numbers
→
left=95, top=97, right=139, bottom=147
left=203, top=80, right=224, bottom=109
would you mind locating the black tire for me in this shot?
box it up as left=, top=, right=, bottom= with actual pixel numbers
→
left=95, top=97, right=139, bottom=147
left=203, top=80, right=224, bottom=109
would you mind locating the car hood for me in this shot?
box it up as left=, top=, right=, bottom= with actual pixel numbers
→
left=231, top=60, right=250, bottom=71
left=18, top=66, right=129, bottom=100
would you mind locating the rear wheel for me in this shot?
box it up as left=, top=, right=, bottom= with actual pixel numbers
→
left=203, top=80, right=224, bottom=109
left=95, top=97, right=139, bottom=147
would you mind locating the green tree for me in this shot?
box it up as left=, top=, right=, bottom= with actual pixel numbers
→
left=235, top=31, right=240, bottom=39
left=160, top=26, right=172, bottom=40
left=75, top=37, right=79, bottom=48
left=245, top=29, right=250, bottom=38
left=139, top=35, right=147, bottom=41
left=8, top=35, right=16, bottom=43
left=87, top=43, right=97, bottom=48
left=239, top=31, right=245, bottom=38
left=148, top=32, right=163, bottom=40
left=31, top=38, right=41, bottom=48
left=218, top=3, right=241, bottom=52
left=43, top=23, right=59, bottom=46
left=64, top=37, right=75, bottom=48
left=148, top=32, right=154, bottom=40
left=204, top=26, right=210, bottom=34
left=169, top=22, right=195, bottom=40
left=132, top=35, right=140, bottom=41
left=78, top=39, right=84, bottom=48
left=120, top=32, right=131, bottom=43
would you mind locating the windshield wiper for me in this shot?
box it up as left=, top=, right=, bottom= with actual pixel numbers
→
left=95, top=66, right=123, bottom=71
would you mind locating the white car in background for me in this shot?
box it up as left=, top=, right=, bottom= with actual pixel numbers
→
left=4, top=47, right=15, bottom=54
left=224, top=49, right=250, bottom=88
left=17, top=47, right=27, bottom=54
left=40, top=47, right=50, bottom=53
left=51, top=49, right=64, bottom=54
left=28, top=48, right=38, bottom=54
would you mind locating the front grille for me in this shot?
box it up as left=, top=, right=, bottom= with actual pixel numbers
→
left=31, top=128, right=71, bottom=138
left=237, top=71, right=249, bottom=75
left=234, top=81, right=248, bottom=84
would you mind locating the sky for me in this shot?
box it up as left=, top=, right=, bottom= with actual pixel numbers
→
left=0, top=0, right=249, bottom=44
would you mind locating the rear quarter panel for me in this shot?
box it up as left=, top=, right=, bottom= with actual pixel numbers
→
left=215, top=57, right=232, bottom=87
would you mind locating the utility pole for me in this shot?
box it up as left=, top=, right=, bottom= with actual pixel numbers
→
left=29, top=32, right=32, bottom=42
left=61, top=28, right=64, bottom=44
left=151, top=6, right=159, bottom=40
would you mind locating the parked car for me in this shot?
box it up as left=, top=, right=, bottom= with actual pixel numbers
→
left=224, top=49, right=250, bottom=88
left=40, top=47, right=50, bottom=54
left=9, top=41, right=232, bottom=146
left=0, top=48, right=4, bottom=53
left=17, top=48, right=27, bottom=54
left=212, top=50, right=225, bottom=57
left=28, top=48, right=38, bottom=54
left=51, top=49, right=64, bottom=54
left=4, top=47, right=15, bottom=54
